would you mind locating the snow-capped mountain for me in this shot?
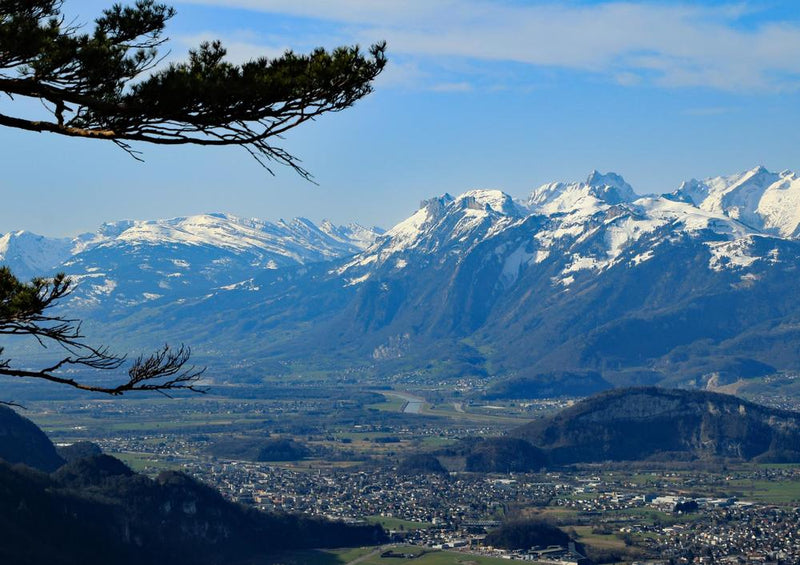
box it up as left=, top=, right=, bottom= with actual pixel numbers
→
left=6, top=168, right=800, bottom=392
left=200, top=166, right=800, bottom=386
left=0, top=213, right=382, bottom=311
left=337, top=171, right=756, bottom=291
left=335, top=190, right=523, bottom=285
left=319, top=220, right=385, bottom=250
left=670, top=165, right=800, bottom=238
left=527, top=170, right=638, bottom=214
left=74, top=213, right=380, bottom=262
left=0, top=231, right=72, bottom=280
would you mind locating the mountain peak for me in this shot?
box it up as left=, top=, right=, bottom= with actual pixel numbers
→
left=0, top=230, right=72, bottom=280
left=318, top=220, right=383, bottom=250
left=586, top=170, right=630, bottom=189
left=584, top=170, right=636, bottom=204
left=455, top=189, right=521, bottom=216
left=738, top=165, right=777, bottom=186
left=667, top=166, right=800, bottom=235
left=419, top=193, right=455, bottom=214
left=528, top=170, right=637, bottom=215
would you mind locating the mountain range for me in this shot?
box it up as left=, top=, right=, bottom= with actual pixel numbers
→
left=6, top=166, right=800, bottom=390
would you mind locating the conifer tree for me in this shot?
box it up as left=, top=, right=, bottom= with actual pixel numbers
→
left=0, top=0, right=386, bottom=178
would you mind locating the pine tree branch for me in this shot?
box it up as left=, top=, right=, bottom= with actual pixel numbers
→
left=0, top=343, right=206, bottom=395
left=0, top=267, right=206, bottom=396
left=0, top=0, right=387, bottom=177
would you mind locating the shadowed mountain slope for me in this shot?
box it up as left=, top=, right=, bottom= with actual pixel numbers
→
left=0, top=409, right=386, bottom=565
left=513, top=388, right=800, bottom=464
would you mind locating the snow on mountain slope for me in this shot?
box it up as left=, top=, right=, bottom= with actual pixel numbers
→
left=754, top=170, right=800, bottom=238
left=334, top=169, right=777, bottom=290
left=528, top=170, right=638, bottom=215
left=3, top=167, right=793, bottom=310
left=0, top=213, right=379, bottom=311
left=0, top=231, right=72, bottom=280
left=633, top=196, right=752, bottom=238
left=590, top=196, right=759, bottom=277
left=76, top=213, right=372, bottom=264
left=390, top=190, right=522, bottom=245
left=9, top=166, right=800, bottom=385
left=319, top=220, right=384, bottom=250
left=335, top=190, right=523, bottom=283
left=671, top=166, right=800, bottom=238
left=521, top=192, right=757, bottom=288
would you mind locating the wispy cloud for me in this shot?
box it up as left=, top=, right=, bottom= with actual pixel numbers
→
left=176, top=1, right=800, bottom=92
left=177, top=32, right=291, bottom=62
left=430, top=81, right=474, bottom=93
left=682, top=106, right=738, bottom=116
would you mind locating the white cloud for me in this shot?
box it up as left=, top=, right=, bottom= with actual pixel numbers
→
left=177, top=32, right=291, bottom=63
left=374, top=60, right=429, bottom=90
left=614, top=71, right=643, bottom=87
left=430, top=81, right=474, bottom=93
left=175, top=1, right=800, bottom=91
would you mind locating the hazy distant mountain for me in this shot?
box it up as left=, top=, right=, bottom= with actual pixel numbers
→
left=8, top=167, right=800, bottom=391
left=0, top=230, right=72, bottom=280
left=0, top=213, right=382, bottom=313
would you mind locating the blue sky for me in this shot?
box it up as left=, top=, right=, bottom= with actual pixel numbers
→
left=3, top=0, right=800, bottom=236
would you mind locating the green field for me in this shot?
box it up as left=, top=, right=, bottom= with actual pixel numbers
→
left=112, top=452, right=187, bottom=473
left=727, top=479, right=800, bottom=503
left=365, top=515, right=431, bottom=531
left=269, top=545, right=536, bottom=565
left=358, top=547, right=523, bottom=565
left=367, top=396, right=407, bottom=412
left=418, top=436, right=458, bottom=449
left=570, top=526, right=627, bottom=551
left=262, top=546, right=374, bottom=565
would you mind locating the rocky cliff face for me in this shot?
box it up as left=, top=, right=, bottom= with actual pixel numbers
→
left=513, top=388, right=800, bottom=463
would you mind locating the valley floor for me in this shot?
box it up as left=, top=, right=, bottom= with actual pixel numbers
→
left=20, top=383, right=800, bottom=564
